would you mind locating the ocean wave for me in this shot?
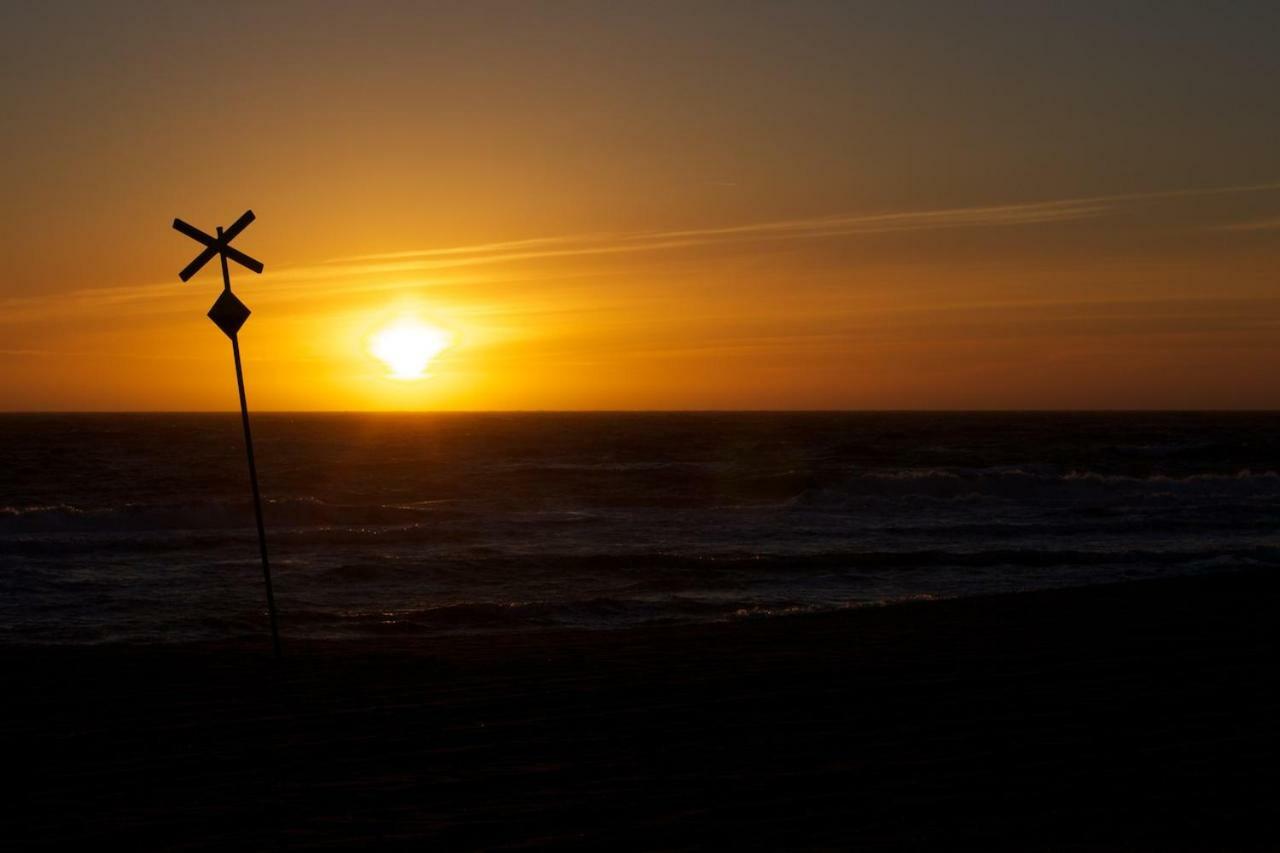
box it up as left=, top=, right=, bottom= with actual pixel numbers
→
left=6, top=467, right=1280, bottom=539
left=790, top=467, right=1280, bottom=505
left=281, top=595, right=733, bottom=634
left=493, top=460, right=709, bottom=473
left=0, top=496, right=465, bottom=535
left=283, top=546, right=1280, bottom=590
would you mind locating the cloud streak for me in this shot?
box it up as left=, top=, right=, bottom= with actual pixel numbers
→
left=1216, top=216, right=1280, bottom=232
left=324, top=179, right=1280, bottom=269
left=3, top=179, right=1278, bottom=326
left=323, top=198, right=1107, bottom=272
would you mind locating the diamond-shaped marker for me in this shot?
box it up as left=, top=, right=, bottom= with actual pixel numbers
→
left=207, top=290, right=251, bottom=339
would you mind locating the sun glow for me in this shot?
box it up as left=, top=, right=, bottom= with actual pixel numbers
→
left=368, top=317, right=451, bottom=380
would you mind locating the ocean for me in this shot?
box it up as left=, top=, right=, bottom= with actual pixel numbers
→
left=3, top=412, right=1278, bottom=645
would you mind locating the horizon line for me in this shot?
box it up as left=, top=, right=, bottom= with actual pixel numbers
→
left=5, top=408, right=1280, bottom=415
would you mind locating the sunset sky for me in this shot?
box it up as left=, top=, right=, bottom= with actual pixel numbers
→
left=3, top=1, right=1279, bottom=410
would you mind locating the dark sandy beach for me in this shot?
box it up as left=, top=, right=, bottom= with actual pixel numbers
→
left=6, top=570, right=1276, bottom=851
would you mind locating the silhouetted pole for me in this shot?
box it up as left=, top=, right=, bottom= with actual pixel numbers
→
left=173, top=210, right=280, bottom=658
left=219, top=227, right=282, bottom=660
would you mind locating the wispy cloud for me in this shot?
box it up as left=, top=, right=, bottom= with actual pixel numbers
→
left=1215, top=216, right=1280, bottom=232
left=3, top=179, right=1278, bottom=327
left=324, top=179, right=1280, bottom=268
left=323, top=198, right=1108, bottom=271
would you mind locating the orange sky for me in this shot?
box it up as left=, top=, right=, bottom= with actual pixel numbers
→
left=3, top=3, right=1280, bottom=410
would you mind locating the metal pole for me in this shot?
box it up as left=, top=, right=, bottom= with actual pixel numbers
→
left=219, top=226, right=281, bottom=659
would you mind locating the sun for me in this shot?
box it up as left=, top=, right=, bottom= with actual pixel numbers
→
left=368, top=317, right=451, bottom=380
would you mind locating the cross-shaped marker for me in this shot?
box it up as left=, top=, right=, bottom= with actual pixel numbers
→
left=174, top=210, right=265, bottom=281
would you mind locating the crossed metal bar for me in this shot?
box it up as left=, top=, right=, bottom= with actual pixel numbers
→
left=173, top=210, right=265, bottom=281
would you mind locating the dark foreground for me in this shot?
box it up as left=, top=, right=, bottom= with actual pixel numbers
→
left=6, top=572, right=1277, bottom=851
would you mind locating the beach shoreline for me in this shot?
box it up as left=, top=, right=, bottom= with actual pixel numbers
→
left=7, top=570, right=1277, bottom=850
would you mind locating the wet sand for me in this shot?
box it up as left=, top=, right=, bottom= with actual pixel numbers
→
left=6, top=571, right=1277, bottom=850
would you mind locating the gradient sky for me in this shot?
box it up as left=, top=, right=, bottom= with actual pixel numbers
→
left=3, top=1, right=1279, bottom=410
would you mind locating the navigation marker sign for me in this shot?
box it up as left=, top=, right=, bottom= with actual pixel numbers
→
left=173, top=210, right=281, bottom=659
left=208, top=288, right=251, bottom=338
